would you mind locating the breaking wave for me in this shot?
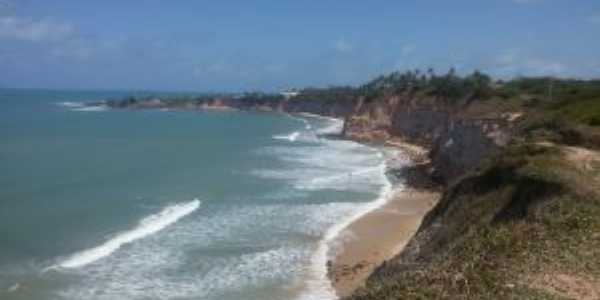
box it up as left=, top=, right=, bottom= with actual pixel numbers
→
left=56, top=101, right=107, bottom=112
left=54, top=199, right=201, bottom=269
left=273, top=131, right=301, bottom=142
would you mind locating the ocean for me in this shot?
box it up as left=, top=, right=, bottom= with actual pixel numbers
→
left=0, top=89, right=395, bottom=300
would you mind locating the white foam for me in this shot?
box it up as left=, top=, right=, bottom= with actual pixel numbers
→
left=316, top=119, right=344, bottom=136
left=49, top=115, right=405, bottom=300
left=296, top=112, right=341, bottom=122
left=57, top=101, right=84, bottom=108
left=251, top=116, right=405, bottom=299
left=254, top=138, right=384, bottom=192
left=296, top=159, right=396, bottom=300
left=295, top=166, right=382, bottom=191
left=273, top=131, right=301, bottom=142
left=7, top=283, right=19, bottom=293
left=56, top=202, right=357, bottom=300
left=54, top=199, right=201, bottom=269
left=72, top=105, right=107, bottom=112
left=292, top=115, right=313, bottom=130
left=292, top=113, right=342, bottom=136
left=56, top=101, right=107, bottom=112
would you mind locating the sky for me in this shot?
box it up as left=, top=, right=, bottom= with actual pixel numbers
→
left=0, top=0, right=599, bottom=92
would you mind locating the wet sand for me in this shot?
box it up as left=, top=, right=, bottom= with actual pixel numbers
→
left=328, top=188, right=439, bottom=298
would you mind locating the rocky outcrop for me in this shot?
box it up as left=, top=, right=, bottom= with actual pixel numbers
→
left=102, top=96, right=358, bottom=119
left=283, top=98, right=357, bottom=118
left=343, top=93, right=513, bottom=184
left=429, top=119, right=511, bottom=181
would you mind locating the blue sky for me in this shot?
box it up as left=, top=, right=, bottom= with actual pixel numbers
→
left=1, top=0, right=599, bottom=91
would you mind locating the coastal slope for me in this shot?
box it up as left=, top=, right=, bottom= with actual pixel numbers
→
left=341, top=76, right=600, bottom=299
left=97, top=72, right=600, bottom=299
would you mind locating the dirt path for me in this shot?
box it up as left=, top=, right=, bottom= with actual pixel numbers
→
left=537, top=141, right=600, bottom=177
left=532, top=142, right=600, bottom=299
left=562, top=145, right=600, bottom=173
left=531, top=272, right=600, bottom=300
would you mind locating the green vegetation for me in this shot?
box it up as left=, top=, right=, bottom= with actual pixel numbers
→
left=292, top=86, right=358, bottom=103
left=358, top=69, right=494, bottom=103
left=348, top=142, right=600, bottom=299
left=104, top=70, right=600, bottom=134
left=343, top=74, right=600, bottom=298
left=499, top=78, right=600, bottom=149
left=358, top=70, right=600, bottom=122
left=500, top=77, right=600, bottom=125
left=349, top=72, right=600, bottom=300
left=342, top=72, right=600, bottom=300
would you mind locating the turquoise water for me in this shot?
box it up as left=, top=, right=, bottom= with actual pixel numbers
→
left=0, top=89, right=391, bottom=300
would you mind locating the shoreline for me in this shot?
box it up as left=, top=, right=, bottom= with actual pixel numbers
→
left=297, top=116, right=390, bottom=300
left=327, top=141, right=440, bottom=298
left=76, top=104, right=437, bottom=299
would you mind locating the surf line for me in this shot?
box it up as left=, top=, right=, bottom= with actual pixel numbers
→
left=45, top=199, right=201, bottom=271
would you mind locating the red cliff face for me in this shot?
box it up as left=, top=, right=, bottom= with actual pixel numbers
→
left=193, top=91, right=514, bottom=185
left=343, top=93, right=514, bottom=184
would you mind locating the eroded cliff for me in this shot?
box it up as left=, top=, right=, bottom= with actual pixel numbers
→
left=343, top=92, right=514, bottom=184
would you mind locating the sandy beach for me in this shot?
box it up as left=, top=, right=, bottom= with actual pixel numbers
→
left=328, top=187, right=439, bottom=298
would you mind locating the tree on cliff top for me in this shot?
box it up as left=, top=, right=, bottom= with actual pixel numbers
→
left=359, top=68, right=494, bottom=103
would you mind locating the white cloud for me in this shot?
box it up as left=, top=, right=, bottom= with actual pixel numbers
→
left=333, top=38, right=353, bottom=52
left=491, top=49, right=567, bottom=76
left=0, top=16, right=73, bottom=42
left=524, top=59, right=566, bottom=74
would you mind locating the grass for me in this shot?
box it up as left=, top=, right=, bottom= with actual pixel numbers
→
left=343, top=77, right=600, bottom=300
left=346, top=142, right=600, bottom=299
left=553, top=97, right=600, bottom=126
